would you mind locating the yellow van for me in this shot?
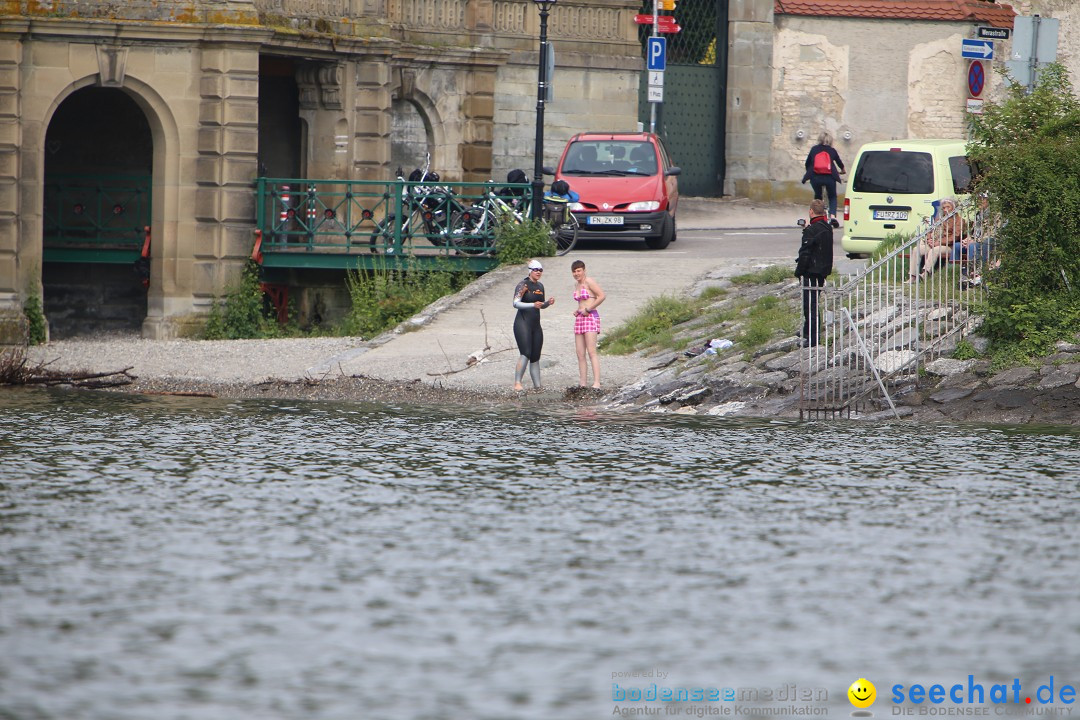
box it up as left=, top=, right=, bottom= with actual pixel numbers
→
left=841, top=139, right=974, bottom=256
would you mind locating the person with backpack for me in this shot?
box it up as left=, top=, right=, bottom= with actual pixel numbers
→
left=802, top=132, right=845, bottom=228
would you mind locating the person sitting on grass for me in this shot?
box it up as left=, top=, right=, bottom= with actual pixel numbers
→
left=907, top=197, right=964, bottom=283
left=951, top=192, right=998, bottom=286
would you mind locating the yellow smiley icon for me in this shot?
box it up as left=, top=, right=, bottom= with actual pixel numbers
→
left=848, top=678, right=876, bottom=709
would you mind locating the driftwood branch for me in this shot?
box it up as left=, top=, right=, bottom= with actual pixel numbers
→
left=426, top=345, right=516, bottom=376
left=0, top=347, right=136, bottom=389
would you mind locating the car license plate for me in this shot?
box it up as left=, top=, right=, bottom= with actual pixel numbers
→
left=587, top=215, right=624, bottom=226
left=873, top=209, right=909, bottom=221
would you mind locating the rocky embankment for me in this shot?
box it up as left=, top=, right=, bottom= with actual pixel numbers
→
left=599, top=275, right=1080, bottom=426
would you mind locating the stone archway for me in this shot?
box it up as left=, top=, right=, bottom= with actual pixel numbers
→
left=42, top=86, right=152, bottom=337
left=32, top=72, right=184, bottom=340
left=390, top=97, right=433, bottom=177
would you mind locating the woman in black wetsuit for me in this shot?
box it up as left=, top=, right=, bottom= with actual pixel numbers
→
left=513, top=259, right=555, bottom=390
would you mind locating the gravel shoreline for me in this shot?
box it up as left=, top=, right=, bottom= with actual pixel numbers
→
left=22, top=333, right=612, bottom=408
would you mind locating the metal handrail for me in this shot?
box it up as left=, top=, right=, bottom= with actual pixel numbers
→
left=254, top=177, right=534, bottom=256
left=43, top=172, right=151, bottom=248
left=800, top=197, right=993, bottom=419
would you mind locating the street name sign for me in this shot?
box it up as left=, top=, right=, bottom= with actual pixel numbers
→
left=977, top=26, right=1010, bottom=40
left=961, top=38, right=994, bottom=59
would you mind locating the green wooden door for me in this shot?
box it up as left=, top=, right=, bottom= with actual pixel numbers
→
left=637, top=0, right=727, bottom=197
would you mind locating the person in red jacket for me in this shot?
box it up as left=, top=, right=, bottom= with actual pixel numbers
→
left=802, top=132, right=846, bottom=228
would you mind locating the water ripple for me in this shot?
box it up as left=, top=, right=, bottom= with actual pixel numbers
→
left=1, top=390, right=1079, bottom=719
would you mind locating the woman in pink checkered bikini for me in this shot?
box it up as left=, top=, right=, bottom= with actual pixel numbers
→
left=571, top=259, right=606, bottom=389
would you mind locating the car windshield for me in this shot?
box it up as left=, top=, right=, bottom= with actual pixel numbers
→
left=852, top=151, right=934, bottom=194
left=561, top=141, right=658, bottom=176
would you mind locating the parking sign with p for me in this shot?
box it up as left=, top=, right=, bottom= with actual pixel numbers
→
left=647, top=37, right=666, bottom=71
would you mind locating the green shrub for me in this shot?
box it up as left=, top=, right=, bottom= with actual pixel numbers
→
left=203, top=260, right=283, bottom=339
left=23, top=287, right=47, bottom=345
left=952, top=339, right=981, bottom=361
left=338, top=257, right=471, bottom=339
left=968, top=63, right=1080, bottom=357
left=494, top=218, right=555, bottom=266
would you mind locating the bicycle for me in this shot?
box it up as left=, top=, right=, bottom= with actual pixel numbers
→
left=369, top=155, right=464, bottom=254
left=447, top=186, right=528, bottom=255
left=449, top=183, right=580, bottom=257
left=541, top=198, right=580, bottom=256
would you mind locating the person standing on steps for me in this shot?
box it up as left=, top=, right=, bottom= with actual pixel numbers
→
left=802, top=132, right=846, bottom=228
left=795, top=199, right=834, bottom=347
left=570, top=259, right=605, bottom=389
left=512, top=259, right=555, bottom=391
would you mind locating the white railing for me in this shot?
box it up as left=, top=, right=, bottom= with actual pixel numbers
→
left=799, top=198, right=996, bottom=419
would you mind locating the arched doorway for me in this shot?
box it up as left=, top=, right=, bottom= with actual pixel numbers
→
left=42, top=87, right=153, bottom=337
left=390, top=98, right=432, bottom=176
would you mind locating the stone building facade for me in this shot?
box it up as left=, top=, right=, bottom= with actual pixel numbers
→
left=0, top=0, right=642, bottom=340
left=761, top=0, right=1078, bottom=203
left=3, top=0, right=1076, bottom=340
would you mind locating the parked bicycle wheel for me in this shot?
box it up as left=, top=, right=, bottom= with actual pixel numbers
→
left=543, top=200, right=579, bottom=256
left=552, top=213, right=579, bottom=256
left=448, top=207, right=496, bottom=255
left=368, top=216, right=396, bottom=254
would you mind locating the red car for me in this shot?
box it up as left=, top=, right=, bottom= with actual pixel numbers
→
left=549, top=131, right=681, bottom=249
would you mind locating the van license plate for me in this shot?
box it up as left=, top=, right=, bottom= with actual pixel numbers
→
left=873, top=209, right=909, bottom=221
left=588, top=216, right=624, bottom=225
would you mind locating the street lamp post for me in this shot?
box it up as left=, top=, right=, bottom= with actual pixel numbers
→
left=531, top=0, right=558, bottom=220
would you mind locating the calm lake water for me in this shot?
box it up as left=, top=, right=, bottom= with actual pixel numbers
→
left=2, top=389, right=1079, bottom=720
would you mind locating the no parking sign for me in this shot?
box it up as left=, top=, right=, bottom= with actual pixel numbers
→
left=968, top=60, right=986, bottom=98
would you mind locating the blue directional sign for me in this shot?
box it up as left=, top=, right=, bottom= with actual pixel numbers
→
left=961, top=38, right=994, bottom=60
left=647, top=37, right=666, bottom=71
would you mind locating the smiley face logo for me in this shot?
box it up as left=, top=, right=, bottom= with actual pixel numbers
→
left=848, top=678, right=876, bottom=709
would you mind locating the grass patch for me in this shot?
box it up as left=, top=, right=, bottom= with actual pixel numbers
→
left=601, top=294, right=700, bottom=355
left=698, top=285, right=728, bottom=302
left=734, top=295, right=799, bottom=355
left=602, top=283, right=770, bottom=356
left=730, top=265, right=791, bottom=285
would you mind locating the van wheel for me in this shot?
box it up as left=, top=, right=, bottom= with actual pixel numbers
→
left=645, top=214, right=673, bottom=250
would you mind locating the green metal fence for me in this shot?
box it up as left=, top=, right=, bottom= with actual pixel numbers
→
left=43, top=173, right=151, bottom=263
left=255, top=177, right=533, bottom=270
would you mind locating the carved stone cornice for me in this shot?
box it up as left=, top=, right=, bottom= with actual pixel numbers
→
left=296, top=61, right=344, bottom=111
left=318, top=63, right=343, bottom=110
left=296, top=63, right=320, bottom=110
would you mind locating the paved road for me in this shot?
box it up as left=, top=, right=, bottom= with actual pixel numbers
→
left=329, top=218, right=863, bottom=397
